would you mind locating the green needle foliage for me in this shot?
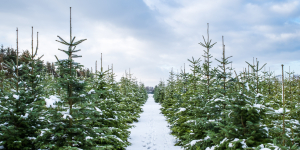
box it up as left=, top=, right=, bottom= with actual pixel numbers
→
left=0, top=28, right=46, bottom=150
left=0, top=7, right=148, bottom=150
left=154, top=24, right=300, bottom=150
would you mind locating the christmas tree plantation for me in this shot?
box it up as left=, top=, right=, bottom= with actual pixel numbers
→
left=154, top=24, right=300, bottom=150
left=0, top=8, right=147, bottom=150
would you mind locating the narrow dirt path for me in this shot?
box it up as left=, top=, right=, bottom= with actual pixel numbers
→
left=127, top=94, right=182, bottom=150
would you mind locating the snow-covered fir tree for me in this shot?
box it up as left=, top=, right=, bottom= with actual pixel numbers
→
left=0, top=28, right=46, bottom=150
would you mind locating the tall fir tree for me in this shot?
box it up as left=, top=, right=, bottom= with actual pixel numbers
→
left=37, top=7, right=103, bottom=149
left=0, top=28, right=46, bottom=150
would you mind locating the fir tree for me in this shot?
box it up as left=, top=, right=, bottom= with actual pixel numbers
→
left=0, top=28, right=46, bottom=150
left=37, top=7, right=103, bottom=149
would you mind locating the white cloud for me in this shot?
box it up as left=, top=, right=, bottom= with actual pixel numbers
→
left=265, top=32, right=300, bottom=41
left=270, top=1, right=299, bottom=15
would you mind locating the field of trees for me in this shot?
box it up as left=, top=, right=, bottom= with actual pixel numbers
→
left=0, top=8, right=148, bottom=150
left=1, top=6, right=299, bottom=150
left=154, top=24, right=300, bottom=150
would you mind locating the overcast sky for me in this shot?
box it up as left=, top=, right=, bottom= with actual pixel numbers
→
left=1, top=0, right=300, bottom=87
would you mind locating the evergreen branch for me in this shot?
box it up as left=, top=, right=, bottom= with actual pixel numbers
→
left=56, top=36, right=70, bottom=45
left=209, top=42, right=217, bottom=48
left=37, top=55, right=44, bottom=60
left=58, top=49, right=70, bottom=55
left=55, top=55, right=60, bottom=64
left=56, top=40, right=70, bottom=46
left=245, top=61, right=255, bottom=69
left=72, top=39, right=87, bottom=46
left=71, top=36, right=76, bottom=44
left=72, top=49, right=81, bottom=53
left=199, top=43, right=206, bottom=47
left=208, top=39, right=212, bottom=45
left=71, top=46, right=79, bottom=53
left=202, top=35, right=207, bottom=44
left=258, top=63, right=267, bottom=71
left=34, top=47, right=38, bottom=58
left=72, top=54, right=82, bottom=58
left=226, top=56, right=233, bottom=60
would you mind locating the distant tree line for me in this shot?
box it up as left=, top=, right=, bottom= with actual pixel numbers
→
left=145, top=86, right=154, bottom=94
left=0, top=45, right=94, bottom=79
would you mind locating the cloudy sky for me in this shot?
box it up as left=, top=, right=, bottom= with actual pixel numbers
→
left=1, top=0, right=300, bottom=86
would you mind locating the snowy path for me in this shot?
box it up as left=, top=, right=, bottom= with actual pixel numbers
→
left=127, top=94, right=182, bottom=150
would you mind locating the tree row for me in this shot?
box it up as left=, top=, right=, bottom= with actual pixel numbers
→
left=154, top=23, right=299, bottom=150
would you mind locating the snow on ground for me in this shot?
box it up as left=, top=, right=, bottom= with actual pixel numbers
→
left=127, top=94, right=182, bottom=150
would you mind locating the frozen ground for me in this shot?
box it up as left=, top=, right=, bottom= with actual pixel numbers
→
left=127, top=94, right=182, bottom=150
